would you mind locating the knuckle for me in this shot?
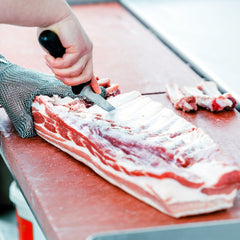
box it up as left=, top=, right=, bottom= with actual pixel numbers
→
left=77, top=42, right=93, bottom=57
left=79, top=72, right=92, bottom=83
left=70, top=66, right=84, bottom=77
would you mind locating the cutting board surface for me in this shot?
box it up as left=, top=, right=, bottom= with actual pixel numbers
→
left=0, top=3, right=240, bottom=240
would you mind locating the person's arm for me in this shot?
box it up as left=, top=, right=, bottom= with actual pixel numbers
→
left=0, top=0, right=100, bottom=93
left=0, top=0, right=71, bottom=27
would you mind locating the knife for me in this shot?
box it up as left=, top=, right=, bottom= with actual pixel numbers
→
left=141, top=91, right=166, bottom=95
left=38, top=30, right=115, bottom=112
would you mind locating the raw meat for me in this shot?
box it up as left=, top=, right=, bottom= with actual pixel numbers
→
left=166, top=81, right=237, bottom=112
left=32, top=89, right=240, bottom=218
left=165, top=83, right=197, bottom=112
left=97, top=77, right=120, bottom=98
left=197, top=81, right=237, bottom=111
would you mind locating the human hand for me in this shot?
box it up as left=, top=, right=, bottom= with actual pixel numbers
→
left=0, top=55, right=77, bottom=138
left=38, top=12, right=101, bottom=94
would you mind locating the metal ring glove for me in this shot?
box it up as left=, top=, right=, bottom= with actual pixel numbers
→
left=0, top=55, right=76, bottom=138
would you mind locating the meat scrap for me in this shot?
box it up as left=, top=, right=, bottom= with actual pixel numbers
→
left=32, top=83, right=240, bottom=218
left=96, top=77, right=120, bottom=97
left=165, top=83, right=197, bottom=112
left=197, top=81, right=237, bottom=111
left=166, top=81, right=237, bottom=112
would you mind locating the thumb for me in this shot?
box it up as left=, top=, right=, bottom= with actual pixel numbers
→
left=11, top=112, right=36, bottom=138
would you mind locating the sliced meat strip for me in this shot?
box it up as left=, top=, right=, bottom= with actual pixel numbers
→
left=166, top=81, right=236, bottom=112
left=197, top=81, right=237, bottom=110
left=180, top=86, right=222, bottom=111
left=197, top=81, right=222, bottom=97
left=166, top=83, right=197, bottom=112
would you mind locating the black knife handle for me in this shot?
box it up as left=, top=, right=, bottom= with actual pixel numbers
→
left=38, top=30, right=65, bottom=58
left=38, top=30, right=89, bottom=94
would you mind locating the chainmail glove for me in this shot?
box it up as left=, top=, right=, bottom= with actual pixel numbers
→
left=0, top=55, right=77, bottom=138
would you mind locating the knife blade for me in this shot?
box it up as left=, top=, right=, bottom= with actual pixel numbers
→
left=38, top=30, right=115, bottom=112
left=80, top=85, right=115, bottom=111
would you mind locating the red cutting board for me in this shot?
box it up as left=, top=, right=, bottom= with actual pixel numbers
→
left=0, top=3, right=240, bottom=240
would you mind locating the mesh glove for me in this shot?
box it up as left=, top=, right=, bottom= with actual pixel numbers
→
left=0, top=55, right=77, bottom=138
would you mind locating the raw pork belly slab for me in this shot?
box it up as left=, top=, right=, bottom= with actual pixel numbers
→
left=32, top=91, right=240, bottom=218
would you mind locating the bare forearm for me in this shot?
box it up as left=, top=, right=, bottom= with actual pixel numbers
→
left=0, top=0, right=99, bottom=92
left=0, top=0, right=72, bottom=27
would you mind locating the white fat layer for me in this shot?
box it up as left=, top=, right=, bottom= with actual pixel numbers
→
left=165, top=83, right=184, bottom=103
left=198, top=81, right=221, bottom=97
left=181, top=86, right=204, bottom=97
left=216, top=98, right=232, bottom=108
left=183, top=101, right=194, bottom=110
